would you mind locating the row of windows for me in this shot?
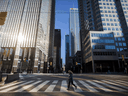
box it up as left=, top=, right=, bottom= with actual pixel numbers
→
left=92, top=39, right=114, bottom=43
left=100, top=6, right=116, bottom=9
left=100, top=10, right=117, bottom=13
left=93, top=52, right=116, bottom=56
left=115, top=37, right=125, bottom=41
left=103, top=27, right=122, bottom=31
left=91, top=33, right=113, bottom=37
left=117, top=48, right=127, bottom=52
left=102, top=18, right=120, bottom=22
left=116, top=42, right=126, bottom=46
left=84, top=52, right=91, bottom=59
left=99, top=0, right=115, bottom=2
left=99, top=3, right=116, bottom=6
left=103, top=23, right=121, bottom=26
left=93, top=45, right=115, bottom=49
left=101, top=14, right=118, bottom=17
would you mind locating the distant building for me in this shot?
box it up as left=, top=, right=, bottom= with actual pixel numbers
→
left=69, top=8, right=81, bottom=57
left=53, top=29, right=61, bottom=73
left=65, top=35, right=69, bottom=72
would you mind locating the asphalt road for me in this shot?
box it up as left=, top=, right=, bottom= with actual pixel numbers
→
left=0, top=73, right=128, bottom=96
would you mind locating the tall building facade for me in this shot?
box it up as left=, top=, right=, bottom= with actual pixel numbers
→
left=0, top=0, right=55, bottom=73
left=65, top=35, right=69, bottom=71
left=78, top=0, right=128, bottom=73
left=53, top=29, right=61, bottom=72
left=69, top=8, right=81, bottom=57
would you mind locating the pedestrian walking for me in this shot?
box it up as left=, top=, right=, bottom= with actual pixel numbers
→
left=67, top=70, right=77, bottom=90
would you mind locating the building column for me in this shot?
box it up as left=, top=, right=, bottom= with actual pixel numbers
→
left=92, top=60, right=95, bottom=73
left=33, top=47, right=39, bottom=73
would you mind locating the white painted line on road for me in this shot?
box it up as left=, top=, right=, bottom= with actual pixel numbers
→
left=0, top=81, right=34, bottom=92
left=30, top=80, right=50, bottom=92
left=79, top=80, right=98, bottom=92
left=73, top=81, right=83, bottom=92
left=86, top=80, right=112, bottom=92
left=45, top=80, right=58, bottom=92
left=0, top=81, right=24, bottom=90
left=116, top=80, right=128, bottom=85
left=102, top=80, right=128, bottom=90
left=60, top=80, right=68, bottom=92
left=109, top=80, right=128, bottom=87
left=93, top=80, right=126, bottom=92
left=14, top=81, right=42, bottom=92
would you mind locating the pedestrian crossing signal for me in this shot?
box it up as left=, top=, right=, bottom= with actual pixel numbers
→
left=50, top=62, right=52, bottom=66
left=0, top=12, right=7, bottom=25
left=76, top=62, right=77, bottom=65
left=122, top=55, right=124, bottom=61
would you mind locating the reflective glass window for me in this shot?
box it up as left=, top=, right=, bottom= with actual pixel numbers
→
left=107, top=23, right=110, bottom=26
left=122, top=37, right=125, bottom=41
left=108, top=28, right=111, bottom=30
left=117, top=48, right=119, bottom=52
left=117, top=33, right=120, bottom=36
left=116, top=43, right=118, bottom=46
left=120, top=48, right=123, bottom=51
left=115, top=23, right=117, bottom=26
left=119, top=43, right=122, bottom=46
left=123, top=43, right=126, bottom=46
left=115, top=37, right=117, bottom=41
left=118, top=37, right=121, bottom=41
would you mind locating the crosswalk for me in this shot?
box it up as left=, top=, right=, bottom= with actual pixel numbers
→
left=0, top=80, right=128, bottom=93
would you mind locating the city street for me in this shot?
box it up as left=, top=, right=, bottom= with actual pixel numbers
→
left=0, top=73, right=128, bottom=96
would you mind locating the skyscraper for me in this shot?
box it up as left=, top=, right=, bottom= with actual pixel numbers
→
left=0, top=0, right=55, bottom=73
left=65, top=35, right=69, bottom=71
left=69, top=8, right=81, bottom=57
left=78, top=0, right=128, bottom=73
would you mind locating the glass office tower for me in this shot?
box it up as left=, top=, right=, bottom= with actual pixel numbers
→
left=65, top=35, right=69, bottom=71
left=0, top=0, right=55, bottom=73
left=78, top=0, right=128, bottom=73
left=69, top=8, right=81, bottom=57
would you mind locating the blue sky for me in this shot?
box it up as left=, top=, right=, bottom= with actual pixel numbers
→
left=55, top=0, right=78, bottom=66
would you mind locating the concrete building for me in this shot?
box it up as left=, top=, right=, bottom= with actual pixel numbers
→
left=69, top=8, right=81, bottom=57
left=53, top=29, right=61, bottom=73
left=0, top=0, right=55, bottom=73
left=78, top=0, right=128, bottom=73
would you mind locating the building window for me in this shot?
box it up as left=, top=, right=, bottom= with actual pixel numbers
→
left=120, top=48, right=123, bottom=51
left=122, top=37, right=125, bottom=41
left=119, top=43, right=122, bottom=46
left=116, top=42, right=118, bottom=46
left=117, top=48, right=119, bottom=52
left=123, top=43, right=126, bottom=46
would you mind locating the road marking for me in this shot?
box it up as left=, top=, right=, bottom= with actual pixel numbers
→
left=79, top=80, right=98, bottom=92
left=93, top=80, right=126, bottom=92
left=102, top=80, right=128, bottom=90
left=45, top=80, right=58, bottom=92
left=60, top=80, right=68, bottom=92
left=0, top=81, right=34, bottom=92
left=116, top=80, right=128, bottom=85
left=109, top=80, right=128, bottom=87
left=0, top=81, right=24, bottom=90
left=14, top=81, right=42, bottom=92
left=30, top=80, right=50, bottom=92
left=86, top=80, right=112, bottom=92
left=73, top=81, right=83, bottom=92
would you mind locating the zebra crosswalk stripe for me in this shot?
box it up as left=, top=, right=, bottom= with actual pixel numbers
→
left=29, top=80, right=50, bottom=92
left=0, top=80, right=34, bottom=92
left=0, top=81, right=24, bottom=90
left=93, top=80, right=126, bottom=92
left=86, top=80, right=112, bottom=92
left=116, top=80, right=128, bottom=85
left=14, top=81, right=42, bottom=92
left=60, top=80, right=68, bottom=92
left=109, top=80, right=128, bottom=87
left=102, top=80, right=128, bottom=90
left=45, top=80, right=58, bottom=92
left=79, top=80, right=98, bottom=92
left=73, top=81, right=83, bottom=92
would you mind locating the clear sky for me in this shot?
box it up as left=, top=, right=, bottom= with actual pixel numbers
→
left=55, top=0, right=78, bottom=66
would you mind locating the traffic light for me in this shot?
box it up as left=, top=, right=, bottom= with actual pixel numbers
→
left=3, top=49, right=7, bottom=56
left=7, top=50, right=10, bottom=57
left=122, top=55, right=124, bottom=61
left=76, top=62, right=77, bottom=65
left=50, top=62, right=52, bottom=66
left=0, top=12, right=7, bottom=25
left=24, top=58, right=26, bottom=62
